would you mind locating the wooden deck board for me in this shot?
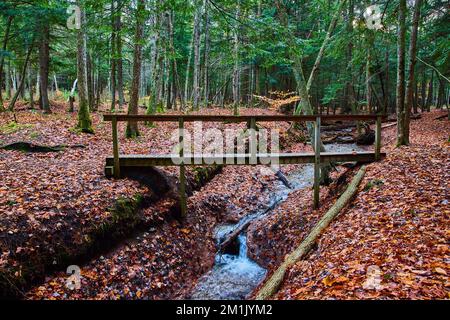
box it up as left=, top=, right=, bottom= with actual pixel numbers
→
left=105, top=151, right=385, bottom=168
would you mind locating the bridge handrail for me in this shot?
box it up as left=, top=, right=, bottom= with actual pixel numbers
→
left=103, top=114, right=387, bottom=122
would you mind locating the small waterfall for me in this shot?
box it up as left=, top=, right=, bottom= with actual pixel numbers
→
left=190, top=143, right=366, bottom=300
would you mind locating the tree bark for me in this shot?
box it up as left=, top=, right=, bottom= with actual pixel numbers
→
left=76, top=0, right=93, bottom=133
left=192, top=1, right=202, bottom=111
left=39, top=16, right=51, bottom=113
left=116, top=0, right=125, bottom=106
left=126, top=0, right=145, bottom=138
left=232, top=0, right=241, bottom=115
left=202, top=0, right=210, bottom=108
left=0, top=16, right=13, bottom=110
left=110, top=0, right=117, bottom=112
left=403, top=0, right=422, bottom=145
left=8, top=45, right=34, bottom=111
left=396, top=0, right=407, bottom=146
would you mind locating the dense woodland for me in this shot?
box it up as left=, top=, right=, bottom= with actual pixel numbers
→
left=0, top=0, right=449, bottom=302
left=0, top=0, right=448, bottom=139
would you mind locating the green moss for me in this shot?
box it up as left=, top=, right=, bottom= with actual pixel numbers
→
left=29, top=131, right=40, bottom=139
left=364, top=179, right=384, bottom=191
left=0, top=122, right=33, bottom=134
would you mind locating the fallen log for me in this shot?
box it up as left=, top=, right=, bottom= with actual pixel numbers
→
left=434, top=114, right=448, bottom=121
left=1, top=142, right=85, bottom=153
left=254, top=166, right=367, bottom=300
left=382, top=122, right=397, bottom=129
left=218, top=199, right=281, bottom=254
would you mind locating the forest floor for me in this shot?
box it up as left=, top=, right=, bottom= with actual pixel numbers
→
left=0, top=101, right=297, bottom=299
left=261, top=110, right=449, bottom=300
left=0, top=101, right=448, bottom=300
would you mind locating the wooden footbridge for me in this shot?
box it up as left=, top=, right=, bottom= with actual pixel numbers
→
left=103, top=114, right=386, bottom=216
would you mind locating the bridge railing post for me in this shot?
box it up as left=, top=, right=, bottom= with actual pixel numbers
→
left=112, top=117, right=120, bottom=179
left=314, top=116, right=321, bottom=209
left=375, top=115, right=382, bottom=161
left=178, top=117, right=187, bottom=218
left=249, top=117, right=257, bottom=164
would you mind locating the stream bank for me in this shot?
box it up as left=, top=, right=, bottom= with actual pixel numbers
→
left=189, top=143, right=366, bottom=300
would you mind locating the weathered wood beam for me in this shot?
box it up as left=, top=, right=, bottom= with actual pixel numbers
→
left=112, top=118, right=120, bottom=178
left=103, top=114, right=387, bottom=123
left=105, top=152, right=385, bottom=169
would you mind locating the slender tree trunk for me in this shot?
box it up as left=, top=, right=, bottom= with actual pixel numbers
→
left=404, top=0, right=422, bottom=145
left=396, top=0, right=407, bottom=146
left=167, top=10, right=183, bottom=110
left=116, top=0, right=125, bottom=106
left=192, top=2, right=202, bottom=111
left=202, top=0, right=210, bottom=108
left=28, top=66, right=34, bottom=109
left=39, top=16, right=51, bottom=113
left=426, top=71, right=434, bottom=111
left=8, top=45, right=33, bottom=111
left=232, top=0, right=241, bottom=115
left=76, top=0, right=93, bottom=133
left=184, top=28, right=194, bottom=107
left=306, top=0, right=346, bottom=92
left=87, top=52, right=95, bottom=110
left=126, top=0, right=145, bottom=138
left=0, top=16, right=13, bottom=110
left=110, top=0, right=117, bottom=111
left=420, top=70, right=426, bottom=111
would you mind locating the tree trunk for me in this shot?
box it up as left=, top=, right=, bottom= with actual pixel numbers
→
left=76, top=0, right=93, bottom=133
left=202, top=0, right=210, bottom=108
left=232, top=0, right=241, bottom=115
left=8, top=45, right=33, bottom=111
left=126, top=0, right=145, bottom=138
left=28, top=66, right=34, bottom=109
left=306, top=0, right=346, bottom=92
left=396, top=0, right=407, bottom=146
left=404, top=0, right=422, bottom=145
left=39, top=17, right=51, bottom=113
left=110, top=0, right=117, bottom=112
left=116, top=0, right=125, bottom=106
left=426, top=71, right=434, bottom=111
left=192, top=2, right=202, bottom=111
left=0, top=16, right=13, bottom=110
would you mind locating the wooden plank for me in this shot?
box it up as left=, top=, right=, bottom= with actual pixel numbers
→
left=103, top=114, right=387, bottom=123
left=375, top=115, right=382, bottom=161
left=179, top=117, right=187, bottom=218
left=112, top=118, right=120, bottom=178
left=250, top=117, right=257, bottom=164
left=106, top=152, right=386, bottom=167
left=314, top=117, right=321, bottom=209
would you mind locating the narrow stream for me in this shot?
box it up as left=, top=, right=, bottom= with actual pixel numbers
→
left=190, top=143, right=364, bottom=300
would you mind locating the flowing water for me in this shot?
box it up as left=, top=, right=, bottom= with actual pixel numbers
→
left=190, top=143, right=364, bottom=300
